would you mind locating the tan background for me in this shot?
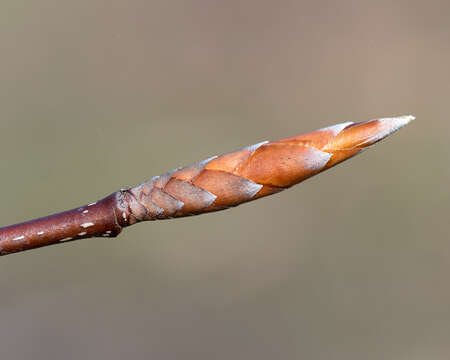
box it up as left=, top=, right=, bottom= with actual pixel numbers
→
left=1, top=1, right=449, bottom=359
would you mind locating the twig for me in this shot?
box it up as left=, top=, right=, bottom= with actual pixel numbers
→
left=0, top=115, right=414, bottom=256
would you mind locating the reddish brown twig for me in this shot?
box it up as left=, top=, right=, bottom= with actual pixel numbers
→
left=0, top=115, right=413, bottom=256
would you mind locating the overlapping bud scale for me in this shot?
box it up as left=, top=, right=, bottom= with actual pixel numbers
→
left=124, top=116, right=413, bottom=223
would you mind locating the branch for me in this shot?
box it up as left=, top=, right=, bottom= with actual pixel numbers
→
left=0, top=115, right=414, bottom=256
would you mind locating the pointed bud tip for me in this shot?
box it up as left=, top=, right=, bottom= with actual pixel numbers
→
left=378, top=114, right=415, bottom=132
left=367, top=115, right=414, bottom=145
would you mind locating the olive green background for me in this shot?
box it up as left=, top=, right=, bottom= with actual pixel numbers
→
left=1, top=1, right=449, bottom=359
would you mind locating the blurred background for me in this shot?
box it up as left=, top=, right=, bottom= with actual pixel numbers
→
left=0, top=0, right=449, bottom=359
